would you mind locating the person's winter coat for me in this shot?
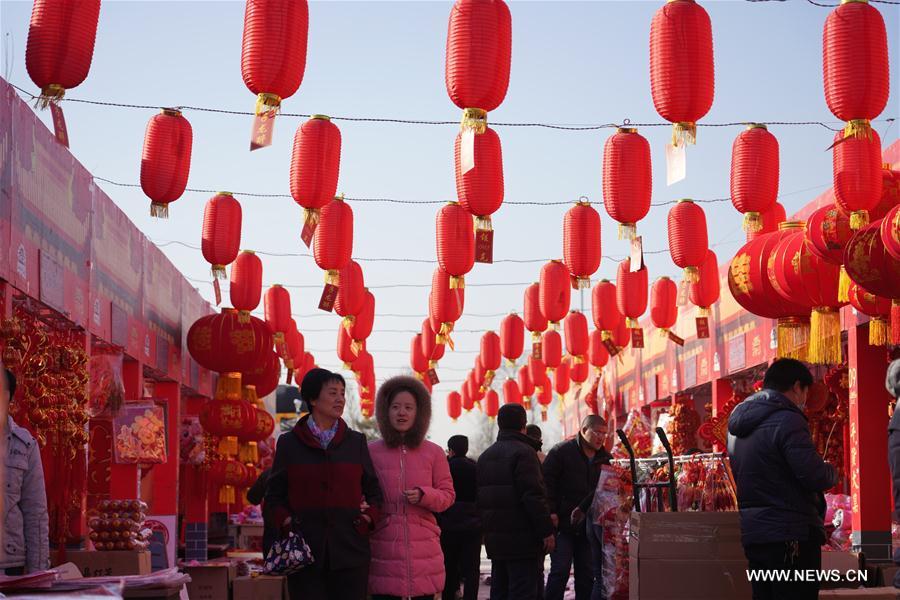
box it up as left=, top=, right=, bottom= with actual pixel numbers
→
left=368, top=376, right=455, bottom=598
left=438, top=455, right=481, bottom=534
left=727, top=389, right=837, bottom=546
left=1, top=416, right=49, bottom=573
left=264, top=415, right=383, bottom=571
left=476, top=430, right=554, bottom=561
left=885, top=359, right=900, bottom=587
left=542, top=435, right=613, bottom=533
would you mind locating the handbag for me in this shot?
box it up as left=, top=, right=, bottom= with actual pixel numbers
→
left=263, top=530, right=314, bottom=575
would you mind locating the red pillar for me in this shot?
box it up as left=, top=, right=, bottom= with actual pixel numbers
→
left=183, top=395, right=209, bottom=562
left=711, top=378, right=734, bottom=452
left=147, top=381, right=180, bottom=515
left=110, top=358, right=142, bottom=499
left=848, top=322, right=893, bottom=560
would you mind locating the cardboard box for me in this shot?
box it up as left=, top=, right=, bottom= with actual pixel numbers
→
left=237, top=524, right=264, bottom=551
left=820, top=551, right=866, bottom=589
left=628, top=557, right=752, bottom=599
left=123, top=586, right=183, bottom=600
left=819, top=588, right=900, bottom=599
left=233, top=575, right=287, bottom=600
left=56, top=550, right=152, bottom=577
left=184, top=562, right=238, bottom=600
left=629, top=511, right=745, bottom=560
left=877, top=565, right=899, bottom=587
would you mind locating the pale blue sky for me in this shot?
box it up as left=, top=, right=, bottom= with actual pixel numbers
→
left=2, top=0, right=898, bottom=448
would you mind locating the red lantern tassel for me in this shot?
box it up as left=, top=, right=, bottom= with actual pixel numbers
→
left=672, top=122, right=697, bottom=147
left=776, top=317, right=810, bottom=361
left=869, top=317, right=888, bottom=347
left=450, top=276, right=466, bottom=290
left=892, top=301, right=900, bottom=345
left=219, top=485, right=236, bottom=505
left=838, top=266, right=852, bottom=303
left=808, top=308, right=842, bottom=365
left=742, top=212, right=762, bottom=234
left=150, top=203, right=170, bottom=219
left=683, top=266, right=700, bottom=283
left=618, top=222, right=637, bottom=241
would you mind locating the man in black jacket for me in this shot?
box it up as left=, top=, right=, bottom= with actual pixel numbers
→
left=727, top=359, right=837, bottom=600
left=477, top=403, right=555, bottom=600
left=246, top=467, right=273, bottom=556
left=886, top=359, right=900, bottom=588
left=439, top=435, right=481, bottom=600
left=542, top=415, right=612, bottom=600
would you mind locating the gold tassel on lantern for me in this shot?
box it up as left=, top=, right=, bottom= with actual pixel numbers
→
left=342, top=316, right=355, bottom=334
left=475, top=215, right=493, bottom=233
left=439, top=322, right=456, bottom=350
left=808, top=307, right=842, bottom=365
left=35, top=84, right=66, bottom=109
left=600, top=330, right=612, bottom=342
left=217, top=373, right=243, bottom=400
left=776, top=317, right=810, bottom=361
left=211, top=264, right=227, bottom=279
left=218, top=436, right=239, bottom=458
left=150, top=203, right=169, bottom=219
left=672, top=122, right=697, bottom=147
left=869, top=317, right=888, bottom=347
left=449, top=276, right=466, bottom=290
left=239, top=442, right=259, bottom=464
left=243, top=386, right=258, bottom=405
left=618, top=222, right=637, bottom=241
left=302, top=208, right=320, bottom=231
left=742, top=212, right=762, bottom=234
left=849, top=210, right=869, bottom=231
left=843, top=119, right=873, bottom=141
left=219, top=485, right=236, bottom=505
left=460, top=108, right=487, bottom=134
left=838, top=266, right=852, bottom=303
left=683, top=266, right=700, bottom=283
left=626, top=318, right=640, bottom=329
left=325, top=270, right=341, bottom=286
left=351, top=340, right=364, bottom=355
left=255, top=93, right=281, bottom=116
left=237, top=310, right=251, bottom=324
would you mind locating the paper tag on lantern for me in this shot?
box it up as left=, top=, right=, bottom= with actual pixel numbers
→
left=460, top=128, right=476, bottom=175
left=318, top=284, right=338, bottom=312
left=250, top=110, right=277, bottom=151
left=532, top=342, right=542, bottom=360
left=541, top=411, right=548, bottom=423
left=286, top=370, right=293, bottom=385
left=602, top=338, right=620, bottom=357
left=667, top=331, right=686, bottom=346
left=666, top=143, right=686, bottom=186
left=631, top=328, right=644, bottom=348
left=630, top=236, right=644, bottom=272
left=213, top=279, right=222, bottom=306
left=676, top=280, right=689, bottom=306
left=475, top=229, right=494, bottom=264
left=300, top=218, right=317, bottom=249
left=696, top=317, right=710, bottom=339
left=50, top=104, right=69, bottom=148
left=427, top=369, right=440, bottom=385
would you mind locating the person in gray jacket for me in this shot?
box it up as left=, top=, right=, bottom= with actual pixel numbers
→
left=1, top=367, right=49, bottom=575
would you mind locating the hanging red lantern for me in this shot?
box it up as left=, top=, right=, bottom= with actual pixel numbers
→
left=474, top=356, right=487, bottom=389
left=242, top=352, right=281, bottom=398
left=447, top=391, right=462, bottom=421
left=352, top=349, right=374, bottom=383
left=430, top=268, right=465, bottom=347
left=541, top=330, right=562, bottom=372
left=410, top=334, right=429, bottom=374
left=611, top=318, right=631, bottom=353
left=749, top=202, right=787, bottom=241
left=589, top=330, right=609, bottom=371
left=502, top=378, right=522, bottom=406
left=524, top=283, right=548, bottom=346
left=730, top=124, right=779, bottom=233
left=480, top=331, right=502, bottom=380
left=241, top=0, right=309, bottom=115
left=290, top=115, right=341, bottom=243
left=592, top=280, right=622, bottom=341
left=285, top=325, right=305, bottom=371
left=210, top=459, right=249, bottom=504
left=554, top=359, right=571, bottom=397
left=455, top=127, right=504, bottom=258
left=201, top=374, right=258, bottom=459
left=563, top=311, right=589, bottom=361
left=563, top=200, right=602, bottom=288
left=350, top=290, right=375, bottom=352
left=264, top=285, right=292, bottom=345
left=461, top=381, right=475, bottom=412
left=668, top=200, right=709, bottom=281
left=140, top=109, right=193, bottom=218
left=528, top=356, right=547, bottom=390
left=499, top=313, right=525, bottom=364
left=806, top=204, right=854, bottom=301
left=314, top=197, right=353, bottom=288
left=843, top=221, right=900, bottom=345
left=230, top=250, right=263, bottom=323
left=602, top=128, right=652, bottom=240
left=882, top=204, right=900, bottom=261
left=335, top=260, right=365, bottom=320
left=202, top=193, right=243, bottom=280
left=689, top=250, right=720, bottom=316
left=650, top=277, right=678, bottom=336
left=539, top=260, right=571, bottom=326
left=238, top=404, right=276, bottom=463
left=188, top=309, right=273, bottom=374
left=436, top=202, right=476, bottom=288
left=536, top=377, right=553, bottom=421
left=769, top=223, right=844, bottom=364
left=833, top=125, right=883, bottom=230
left=25, top=0, right=101, bottom=105
left=649, top=0, right=715, bottom=146
left=823, top=0, right=889, bottom=123
left=847, top=282, right=891, bottom=346
left=338, top=324, right=358, bottom=368
left=484, top=389, right=500, bottom=419
left=517, top=364, right=535, bottom=400
left=421, top=319, right=438, bottom=367
left=872, top=167, right=900, bottom=221
left=616, top=258, right=648, bottom=331
left=570, top=358, right=588, bottom=385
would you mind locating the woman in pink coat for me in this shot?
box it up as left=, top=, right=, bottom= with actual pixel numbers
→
left=368, top=375, right=456, bottom=600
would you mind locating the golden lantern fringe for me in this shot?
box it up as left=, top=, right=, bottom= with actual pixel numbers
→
left=342, top=362, right=353, bottom=371
left=342, top=316, right=355, bottom=333
left=672, top=122, right=697, bottom=147
left=683, top=266, right=700, bottom=283
left=351, top=340, right=364, bottom=355
left=217, top=373, right=243, bottom=400
left=869, top=318, right=888, bottom=347
left=601, top=330, right=612, bottom=341
left=460, top=108, right=488, bottom=134
left=211, top=265, right=227, bottom=279
left=429, top=360, right=438, bottom=369
left=237, top=310, right=251, bottom=324
left=626, top=318, right=640, bottom=329
left=218, top=436, right=239, bottom=458
left=325, top=270, right=341, bottom=286
left=892, top=301, right=900, bottom=345
left=150, top=203, right=170, bottom=219
left=36, top=84, right=66, bottom=109
left=524, top=398, right=532, bottom=410
left=575, top=276, right=591, bottom=290
left=776, top=318, right=809, bottom=361
left=574, top=355, right=585, bottom=364
left=284, top=358, right=295, bottom=370
left=255, top=93, right=282, bottom=116
left=274, top=331, right=285, bottom=348
left=698, top=307, right=711, bottom=318
left=742, top=212, right=762, bottom=233
left=838, top=267, right=852, bottom=303
left=303, top=208, right=320, bottom=228
left=849, top=210, right=869, bottom=231
left=541, top=407, right=548, bottom=422
left=532, top=331, right=542, bottom=342
left=239, top=442, right=259, bottom=464
left=658, top=328, right=670, bottom=338
left=243, top=386, right=258, bottom=405
left=475, top=215, right=493, bottom=232
left=808, top=308, right=842, bottom=365
left=843, top=119, right=872, bottom=141
left=618, top=223, right=637, bottom=241
left=219, top=485, right=236, bottom=505
left=450, top=276, right=465, bottom=290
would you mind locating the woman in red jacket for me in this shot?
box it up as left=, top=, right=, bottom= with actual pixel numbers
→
left=265, top=368, right=383, bottom=600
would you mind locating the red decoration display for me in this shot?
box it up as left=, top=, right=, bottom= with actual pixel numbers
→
left=602, top=128, right=652, bottom=240
left=570, top=358, right=589, bottom=384
left=350, top=290, right=376, bottom=350
left=502, top=379, right=522, bottom=406
left=847, top=282, right=891, bottom=346
left=499, top=312, right=525, bottom=363
left=689, top=250, right=720, bottom=316
left=730, top=124, right=779, bottom=232
left=517, top=364, right=535, bottom=400
left=554, top=359, right=571, bottom=397
left=833, top=125, right=883, bottom=230
left=480, top=331, right=502, bottom=378
left=290, top=115, right=341, bottom=244
left=667, top=200, right=709, bottom=281
left=539, top=260, right=571, bottom=326
left=140, top=109, right=193, bottom=218
left=187, top=309, right=273, bottom=374
left=649, top=0, right=715, bottom=145
left=484, top=389, right=500, bottom=419
left=447, top=391, right=462, bottom=421
left=541, top=330, right=562, bottom=371
left=882, top=204, right=900, bottom=261
left=592, top=280, right=622, bottom=341
left=563, top=201, right=602, bottom=288
left=202, top=193, right=243, bottom=280
left=242, top=352, right=281, bottom=398
left=528, top=356, right=547, bottom=391
left=230, top=251, right=263, bottom=323
left=589, top=330, right=609, bottom=371
left=650, top=276, right=678, bottom=335
left=524, top=283, right=548, bottom=343
left=455, top=127, right=504, bottom=233
left=436, top=202, right=475, bottom=289
left=430, top=268, right=465, bottom=346
left=616, top=258, right=648, bottom=329
left=410, top=334, right=429, bottom=374
left=749, top=202, right=787, bottom=241
left=563, top=311, right=589, bottom=361
left=314, top=197, right=353, bottom=286
left=337, top=324, right=358, bottom=368
left=264, top=285, right=292, bottom=344
left=843, top=221, right=900, bottom=344
left=334, top=260, right=365, bottom=318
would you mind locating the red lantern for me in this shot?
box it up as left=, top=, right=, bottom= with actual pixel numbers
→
left=616, top=258, right=648, bottom=329
left=528, top=356, right=547, bottom=390
left=455, top=127, right=504, bottom=233
left=517, top=365, right=535, bottom=399
left=188, top=309, right=273, bottom=374
left=202, top=193, right=243, bottom=279
left=536, top=377, right=553, bottom=420
left=290, top=115, right=341, bottom=236
left=338, top=325, right=358, bottom=368
left=563, top=201, right=602, bottom=288
left=436, top=202, right=475, bottom=288
left=410, top=334, right=429, bottom=374
left=833, top=126, right=883, bottom=230
left=484, top=389, right=500, bottom=419
left=570, top=359, right=589, bottom=385
left=554, top=359, right=571, bottom=397
left=843, top=221, right=900, bottom=345
left=314, top=197, right=353, bottom=285
left=461, top=381, right=475, bottom=412
left=264, top=285, right=292, bottom=344
left=749, top=202, right=787, bottom=241
left=611, top=318, right=631, bottom=352
left=650, top=277, right=678, bottom=335
left=563, top=311, right=588, bottom=360
left=668, top=200, right=709, bottom=281
left=284, top=326, right=305, bottom=371
left=242, top=352, right=281, bottom=398
left=730, top=124, right=779, bottom=233
left=649, top=0, right=715, bottom=145
left=539, top=260, right=571, bottom=326
left=335, top=260, right=365, bottom=318
left=847, top=282, right=891, bottom=346
left=240, top=406, right=276, bottom=443
left=352, top=350, right=374, bottom=383
left=241, top=0, right=309, bottom=113
left=806, top=204, right=854, bottom=301
left=430, top=268, right=465, bottom=346
left=25, top=0, right=101, bottom=105
left=480, top=331, right=502, bottom=377
left=592, top=280, right=622, bottom=339
left=823, top=0, right=889, bottom=123
left=210, top=459, right=249, bottom=504
left=445, top=0, right=512, bottom=117
left=421, top=320, right=438, bottom=367
left=474, top=356, right=487, bottom=388
left=140, top=109, right=193, bottom=218
left=602, top=128, right=652, bottom=240
left=541, top=330, right=562, bottom=371
left=501, top=378, right=522, bottom=406
left=872, top=167, right=900, bottom=221
left=500, top=313, right=525, bottom=364
left=524, top=283, right=548, bottom=343
left=589, top=330, right=609, bottom=371
left=350, top=290, right=376, bottom=350
left=882, top=204, right=900, bottom=261
left=447, top=391, right=462, bottom=421
left=230, top=251, right=263, bottom=323
left=688, top=250, right=720, bottom=315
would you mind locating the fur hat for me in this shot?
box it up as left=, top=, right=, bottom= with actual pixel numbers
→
left=887, top=359, right=900, bottom=400
left=375, top=375, right=432, bottom=448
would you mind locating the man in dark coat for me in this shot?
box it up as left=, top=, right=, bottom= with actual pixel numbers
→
left=477, top=403, right=555, bottom=600
left=542, top=415, right=612, bottom=600
left=727, top=358, right=837, bottom=600
left=246, top=467, right=274, bottom=556
left=439, top=435, right=481, bottom=600
left=886, top=359, right=900, bottom=588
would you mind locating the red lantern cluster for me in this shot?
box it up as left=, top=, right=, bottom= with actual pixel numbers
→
left=140, top=109, right=193, bottom=218
left=563, top=201, right=602, bottom=289
left=602, top=128, right=652, bottom=240
left=730, top=124, right=779, bottom=233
